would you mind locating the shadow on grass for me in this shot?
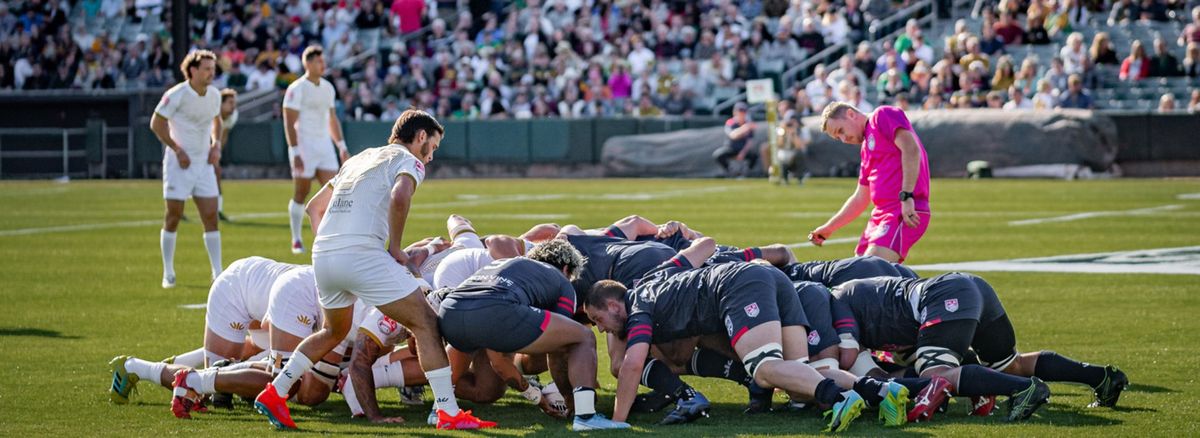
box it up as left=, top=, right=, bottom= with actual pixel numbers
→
left=1125, top=383, right=1175, bottom=394
left=0, top=327, right=80, bottom=339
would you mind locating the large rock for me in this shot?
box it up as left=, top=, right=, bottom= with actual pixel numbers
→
left=602, top=109, right=1120, bottom=177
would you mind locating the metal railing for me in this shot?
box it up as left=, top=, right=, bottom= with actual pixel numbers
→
left=0, top=125, right=134, bottom=179
left=239, top=87, right=282, bottom=123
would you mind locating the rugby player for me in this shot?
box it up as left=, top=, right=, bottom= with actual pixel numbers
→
left=830, top=272, right=1128, bottom=422
left=810, top=102, right=931, bottom=263
left=435, top=240, right=630, bottom=430
left=253, top=110, right=493, bottom=430
left=282, top=46, right=349, bottom=254
left=150, top=50, right=224, bottom=288
left=584, top=258, right=908, bottom=432
left=215, top=88, right=238, bottom=221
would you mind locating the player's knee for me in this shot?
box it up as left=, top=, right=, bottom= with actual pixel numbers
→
left=294, top=386, right=331, bottom=406
left=742, top=342, right=784, bottom=384
left=915, top=346, right=962, bottom=375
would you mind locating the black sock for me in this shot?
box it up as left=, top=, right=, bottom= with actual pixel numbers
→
left=814, top=379, right=845, bottom=406
left=890, top=377, right=931, bottom=394
left=686, top=348, right=753, bottom=386
left=956, top=365, right=1033, bottom=397
left=1033, top=351, right=1107, bottom=387
left=642, top=359, right=686, bottom=396
left=853, top=377, right=885, bottom=406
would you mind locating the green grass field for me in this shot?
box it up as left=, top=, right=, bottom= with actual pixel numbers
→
left=1, top=177, right=1198, bottom=436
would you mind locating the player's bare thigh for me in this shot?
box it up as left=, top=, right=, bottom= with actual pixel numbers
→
left=164, top=199, right=186, bottom=231
left=193, top=196, right=219, bottom=231
left=863, top=245, right=902, bottom=263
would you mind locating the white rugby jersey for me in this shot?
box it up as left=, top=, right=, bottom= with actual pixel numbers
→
left=313, top=145, right=425, bottom=253
left=282, top=77, right=336, bottom=142
left=155, top=82, right=221, bottom=158
left=228, top=256, right=300, bottom=321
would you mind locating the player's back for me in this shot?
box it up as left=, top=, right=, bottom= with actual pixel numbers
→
left=832, top=275, right=922, bottom=349
left=445, top=257, right=573, bottom=312
left=313, top=144, right=424, bottom=253
left=226, top=256, right=299, bottom=318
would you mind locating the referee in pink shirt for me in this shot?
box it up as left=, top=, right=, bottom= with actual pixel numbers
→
left=808, top=102, right=931, bottom=263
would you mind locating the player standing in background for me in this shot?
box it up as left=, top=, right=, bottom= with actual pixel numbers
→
left=215, top=88, right=238, bottom=221
left=254, top=110, right=494, bottom=430
left=150, top=50, right=224, bottom=288
left=810, top=102, right=931, bottom=263
left=282, top=46, right=349, bottom=254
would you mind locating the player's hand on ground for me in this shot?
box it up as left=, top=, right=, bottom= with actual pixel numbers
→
left=208, top=146, right=221, bottom=165
left=176, top=149, right=191, bottom=169
left=368, top=416, right=406, bottom=424
left=292, top=154, right=304, bottom=174
left=538, top=396, right=571, bottom=419
left=901, top=199, right=920, bottom=228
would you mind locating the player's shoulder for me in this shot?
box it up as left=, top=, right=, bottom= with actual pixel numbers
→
left=319, top=77, right=335, bottom=89
left=162, top=82, right=190, bottom=98
left=205, top=85, right=221, bottom=96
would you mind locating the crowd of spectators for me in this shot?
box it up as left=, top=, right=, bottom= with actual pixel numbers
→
left=1, top=0, right=907, bottom=119
left=785, top=0, right=1200, bottom=118
left=2, top=0, right=1196, bottom=116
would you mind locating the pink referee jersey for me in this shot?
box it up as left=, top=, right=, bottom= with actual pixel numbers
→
left=855, top=106, right=931, bottom=261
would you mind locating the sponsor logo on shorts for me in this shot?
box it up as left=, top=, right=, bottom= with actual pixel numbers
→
left=725, top=315, right=734, bottom=337
left=867, top=134, right=876, bottom=151
left=296, top=315, right=313, bottom=326
left=945, top=299, right=959, bottom=312
left=919, top=307, right=928, bottom=321
left=808, top=330, right=820, bottom=346
left=872, top=223, right=891, bottom=239
left=229, top=322, right=245, bottom=331
left=744, top=302, right=760, bottom=318
left=378, top=316, right=398, bottom=335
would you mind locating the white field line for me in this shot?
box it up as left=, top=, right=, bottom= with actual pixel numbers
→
left=1008, top=205, right=1184, bottom=226
left=1178, top=193, right=1200, bottom=200
left=910, top=245, right=1200, bottom=275
left=785, top=237, right=860, bottom=248
left=179, top=303, right=208, bottom=310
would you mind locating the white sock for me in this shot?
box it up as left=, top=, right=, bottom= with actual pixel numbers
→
left=288, top=200, right=305, bottom=243
left=203, top=349, right=227, bottom=367
left=203, top=231, right=222, bottom=278
left=372, top=360, right=406, bottom=388
left=173, top=348, right=206, bottom=368
left=453, top=231, right=482, bottom=249
left=185, top=369, right=219, bottom=394
left=125, top=357, right=168, bottom=386
left=160, top=230, right=176, bottom=278
left=425, top=366, right=460, bottom=416
left=573, top=387, right=597, bottom=417
left=271, top=353, right=313, bottom=397
left=217, top=195, right=224, bottom=213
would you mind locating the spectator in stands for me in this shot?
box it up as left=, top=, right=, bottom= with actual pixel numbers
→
left=1188, top=89, right=1200, bottom=112
left=732, top=49, right=758, bottom=87
left=1025, top=13, right=1051, bottom=45
left=844, top=0, right=868, bottom=42
left=1057, top=74, right=1094, bottom=108
left=763, top=26, right=803, bottom=65
left=924, top=88, right=947, bottom=108
left=978, top=23, right=1008, bottom=56
left=1033, top=78, right=1057, bottom=108
left=713, top=102, right=758, bottom=177
left=1120, top=40, right=1151, bottom=81
left=994, top=11, right=1025, bottom=45
left=1184, top=42, right=1200, bottom=77
left=1181, top=7, right=1200, bottom=47
left=633, top=94, right=663, bottom=117
left=986, top=90, right=1005, bottom=108
left=608, top=61, right=632, bottom=105
left=1004, top=84, right=1034, bottom=109
left=1046, top=56, right=1070, bottom=91
left=807, top=64, right=832, bottom=110
left=796, top=17, right=826, bottom=54
left=908, top=62, right=933, bottom=102
left=961, top=36, right=993, bottom=71
left=1061, top=32, right=1090, bottom=75
left=391, top=0, right=425, bottom=35
left=992, top=56, right=1017, bottom=91
left=1108, top=0, right=1141, bottom=25
left=829, top=55, right=869, bottom=90
left=1149, top=37, right=1181, bottom=76
left=853, top=42, right=876, bottom=79
left=846, top=84, right=874, bottom=112
left=1157, top=93, right=1177, bottom=112
left=1013, top=58, right=1040, bottom=96
left=661, top=82, right=693, bottom=116
left=1136, top=0, right=1168, bottom=22
left=1090, top=33, right=1120, bottom=66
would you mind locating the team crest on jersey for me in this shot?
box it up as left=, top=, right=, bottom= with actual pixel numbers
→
left=866, top=134, right=876, bottom=150
left=744, top=303, right=760, bottom=318
left=378, top=316, right=398, bottom=335
left=725, top=315, right=734, bottom=337
left=414, top=160, right=425, bottom=176
left=296, top=315, right=313, bottom=326
left=808, top=330, right=820, bottom=346
left=229, top=322, right=245, bottom=331
left=945, top=299, right=959, bottom=312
